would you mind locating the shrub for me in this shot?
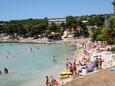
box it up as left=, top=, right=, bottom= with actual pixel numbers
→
left=111, top=47, right=115, bottom=51
left=96, top=34, right=106, bottom=41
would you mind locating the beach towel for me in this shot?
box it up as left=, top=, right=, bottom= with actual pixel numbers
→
left=86, top=63, right=95, bottom=72
left=110, top=68, right=115, bottom=72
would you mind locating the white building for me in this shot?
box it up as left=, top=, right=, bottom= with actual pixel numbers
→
left=48, top=17, right=66, bottom=25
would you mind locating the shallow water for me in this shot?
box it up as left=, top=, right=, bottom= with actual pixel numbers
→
left=0, top=43, right=75, bottom=86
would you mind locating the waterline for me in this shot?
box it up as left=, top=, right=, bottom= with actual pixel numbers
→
left=0, top=43, right=75, bottom=86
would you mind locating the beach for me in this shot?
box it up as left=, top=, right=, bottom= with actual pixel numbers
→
left=0, top=0, right=114, bottom=86
left=57, top=39, right=115, bottom=86
left=64, top=66, right=115, bottom=86
left=0, top=37, right=115, bottom=86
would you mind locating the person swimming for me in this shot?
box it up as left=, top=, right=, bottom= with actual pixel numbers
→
left=13, top=56, right=15, bottom=58
left=6, top=56, right=8, bottom=58
left=7, top=50, right=10, bottom=54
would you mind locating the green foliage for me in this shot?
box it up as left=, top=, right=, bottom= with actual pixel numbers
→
left=87, top=15, right=105, bottom=27
left=29, top=24, right=48, bottom=37
left=60, top=22, right=66, bottom=30
left=66, top=16, right=77, bottom=28
left=80, top=23, right=89, bottom=37
left=113, top=38, right=115, bottom=44
left=96, top=34, right=106, bottom=41
left=0, top=18, right=48, bottom=37
left=0, top=14, right=112, bottom=38
left=91, top=14, right=115, bottom=44
left=92, top=27, right=114, bottom=44
left=92, top=17, right=115, bottom=44
left=49, top=23, right=60, bottom=32
left=92, top=29, right=101, bottom=40
left=109, top=16, right=115, bottom=29
left=111, top=47, right=115, bottom=51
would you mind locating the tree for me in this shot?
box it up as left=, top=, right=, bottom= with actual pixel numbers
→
left=29, top=23, right=48, bottom=37
left=49, top=23, right=60, bottom=32
left=92, top=29, right=101, bottom=41
left=66, top=16, right=77, bottom=29
left=109, top=16, right=115, bottom=29
left=96, top=34, right=106, bottom=41
left=60, top=22, right=66, bottom=30
left=0, top=14, right=113, bottom=39
left=14, top=24, right=28, bottom=36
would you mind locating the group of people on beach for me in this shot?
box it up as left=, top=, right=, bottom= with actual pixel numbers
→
left=0, top=67, right=8, bottom=75
left=66, top=58, right=77, bottom=75
left=65, top=57, right=104, bottom=77
left=64, top=41, right=109, bottom=77
left=45, top=40, right=113, bottom=86
left=95, top=57, right=103, bottom=69
left=46, top=76, right=59, bottom=86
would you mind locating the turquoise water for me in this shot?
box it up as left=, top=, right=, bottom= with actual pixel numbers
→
left=0, top=43, right=75, bottom=86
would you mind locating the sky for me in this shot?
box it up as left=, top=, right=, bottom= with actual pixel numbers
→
left=0, top=0, right=114, bottom=21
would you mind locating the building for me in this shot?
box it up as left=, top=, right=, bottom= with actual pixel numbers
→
left=48, top=17, right=66, bottom=25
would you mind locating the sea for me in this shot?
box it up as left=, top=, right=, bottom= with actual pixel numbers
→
left=0, top=43, right=75, bottom=86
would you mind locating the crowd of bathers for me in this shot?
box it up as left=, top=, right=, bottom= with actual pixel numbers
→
left=45, top=40, right=112, bottom=86
left=65, top=41, right=110, bottom=77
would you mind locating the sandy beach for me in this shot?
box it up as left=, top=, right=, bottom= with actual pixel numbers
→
left=64, top=66, right=115, bottom=86
left=57, top=39, right=115, bottom=86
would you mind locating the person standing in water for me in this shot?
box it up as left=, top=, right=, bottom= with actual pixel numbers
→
left=66, top=58, right=69, bottom=69
left=53, top=56, right=57, bottom=62
left=69, top=62, right=74, bottom=75
left=45, top=76, right=50, bottom=86
left=4, top=68, right=8, bottom=74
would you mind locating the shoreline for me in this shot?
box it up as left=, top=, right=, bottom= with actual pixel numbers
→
left=0, top=38, right=115, bottom=86
left=0, top=37, right=90, bottom=44
left=0, top=42, right=75, bottom=86
left=0, top=41, right=62, bottom=44
left=56, top=39, right=115, bottom=86
left=63, top=66, right=115, bottom=86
